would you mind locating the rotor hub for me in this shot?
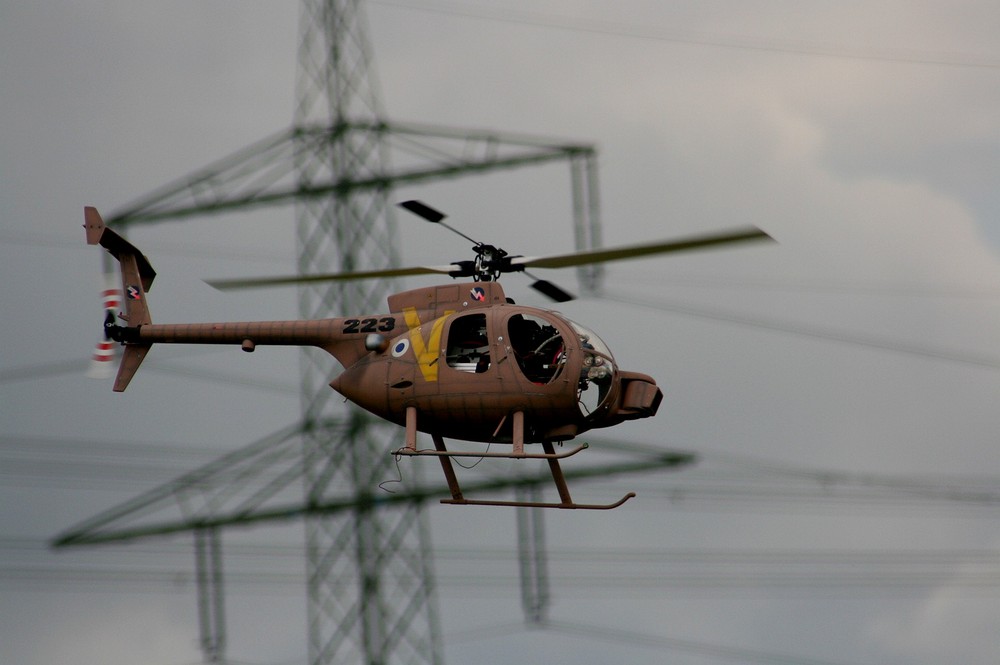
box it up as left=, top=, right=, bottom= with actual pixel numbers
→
left=472, top=244, right=509, bottom=282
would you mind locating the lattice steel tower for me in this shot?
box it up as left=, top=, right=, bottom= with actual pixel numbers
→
left=293, top=2, right=439, bottom=664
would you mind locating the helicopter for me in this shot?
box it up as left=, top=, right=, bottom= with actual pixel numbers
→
left=83, top=201, right=773, bottom=509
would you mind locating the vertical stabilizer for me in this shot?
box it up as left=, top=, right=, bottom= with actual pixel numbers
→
left=113, top=345, right=152, bottom=392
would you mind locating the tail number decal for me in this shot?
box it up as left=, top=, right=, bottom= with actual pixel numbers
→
left=342, top=317, right=396, bottom=334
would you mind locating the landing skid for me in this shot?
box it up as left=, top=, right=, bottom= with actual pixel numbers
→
left=441, top=492, right=636, bottom=510
left=391, top=442, right=589, bottom=460
left=395, top=408, right=634, bottom=510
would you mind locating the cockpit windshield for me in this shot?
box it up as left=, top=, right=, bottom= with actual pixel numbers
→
left=569, top=319, right=616, bottom=417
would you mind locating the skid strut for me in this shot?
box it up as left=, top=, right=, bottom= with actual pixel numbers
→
left=392, top=408, right=635, bottom=510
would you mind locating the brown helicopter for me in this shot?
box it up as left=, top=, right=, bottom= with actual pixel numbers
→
left=84, top=201, right=772, bottom=509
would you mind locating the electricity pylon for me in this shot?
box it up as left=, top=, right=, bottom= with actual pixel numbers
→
left=292, top=3, right=436, bottom=663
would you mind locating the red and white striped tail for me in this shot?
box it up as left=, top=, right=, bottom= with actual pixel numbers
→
left=100, top=284, right=122, bottom=313
left=87, top=340, right=117, bottom=378
left=87, top=276, right=122, bottom=379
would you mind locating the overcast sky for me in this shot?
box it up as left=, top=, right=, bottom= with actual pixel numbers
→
left=2, top=2, right=999, bottom=664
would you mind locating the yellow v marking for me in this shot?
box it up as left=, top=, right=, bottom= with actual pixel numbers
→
left=403, top=307, right=454, bottom=382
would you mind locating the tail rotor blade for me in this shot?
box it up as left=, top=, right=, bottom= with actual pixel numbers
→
left=87, top=272, right=122, bottom=379
left=87, top=339, right=117, bottom=379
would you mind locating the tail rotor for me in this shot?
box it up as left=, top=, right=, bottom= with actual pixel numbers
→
left=86, top=272, right=122, bottom=379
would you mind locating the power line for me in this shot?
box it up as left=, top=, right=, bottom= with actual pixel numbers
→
left=545, top=619, right=871, bottom=665
left=0, top=230, right=292, bottom=264
left=6, top=539, right=999, bottom=596
left=600, top=290, right=1000, bottom=371
left=11, top=536, right=1000, bottom=566
left=371, top=0, right=1000, bottom=70
left=609, top=271, right=1000, bottom=300
left=6, top=435, right=999, bottom=515
left=0, top=353, right=298, bottom=395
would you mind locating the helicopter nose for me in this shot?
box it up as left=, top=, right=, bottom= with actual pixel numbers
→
left=615, top=371, right=662, bottom=420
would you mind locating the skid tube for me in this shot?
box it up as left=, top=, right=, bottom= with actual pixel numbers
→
left=400, top=433, right=634, bottom=510
left=391, top=442, right=589, bottom=460
left=440, top=493, right=636, bottom=510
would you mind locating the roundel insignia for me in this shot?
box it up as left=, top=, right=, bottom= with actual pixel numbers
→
left=391, top=338, right=410, bottom=357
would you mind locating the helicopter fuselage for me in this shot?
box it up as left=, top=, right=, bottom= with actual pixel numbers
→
left=114, top=281, right=661, bottom=445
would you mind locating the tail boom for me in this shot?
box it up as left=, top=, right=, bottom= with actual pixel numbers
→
left=117, top=319, right=353, bottom=349
left=84, top=206, right=380, bottom=391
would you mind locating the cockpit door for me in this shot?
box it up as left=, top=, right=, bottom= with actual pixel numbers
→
left=443, top=312, right=493, bottom=375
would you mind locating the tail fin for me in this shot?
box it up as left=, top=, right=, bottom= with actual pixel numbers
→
left=84, top=207, right=156, bottom=391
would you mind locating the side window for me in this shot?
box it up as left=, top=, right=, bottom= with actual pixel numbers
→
left=508, top=313, right=564, bottom=384
left=445, top=313, right=491, bottom=373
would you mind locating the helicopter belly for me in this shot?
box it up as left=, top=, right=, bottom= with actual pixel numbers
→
left=407, top=391, right=579, bottom=443
left=332, top=360, right=580, bottom=443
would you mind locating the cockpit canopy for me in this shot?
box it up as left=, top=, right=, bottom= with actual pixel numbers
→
left=568, top=319, right=617, bottom=417
left=503, top=313, right=617, bottom=418
left=438, top=308, right=621, bottom=428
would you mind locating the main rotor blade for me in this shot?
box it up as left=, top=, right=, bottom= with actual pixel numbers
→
left=206, top=264, right=460, bottom=291
left=513, top=226, right=774, bottom=270
left=530, top=279, right=575, bottom=302
left=398, top=200, right=481, bottom=246
left=398, top=200, right=446, bottom=223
